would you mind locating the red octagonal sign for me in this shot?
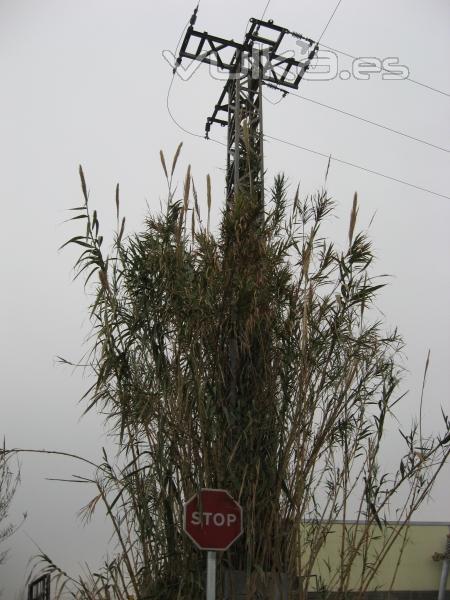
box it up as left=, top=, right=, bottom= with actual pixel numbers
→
left=183, top=488, right=243, bottom=551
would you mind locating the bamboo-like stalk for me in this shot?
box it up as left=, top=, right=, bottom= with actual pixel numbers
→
left=22, top=153, right=450, bottom=599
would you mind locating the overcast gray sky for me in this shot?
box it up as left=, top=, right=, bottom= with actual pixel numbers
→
left=1, top=0, right=449, bottom=597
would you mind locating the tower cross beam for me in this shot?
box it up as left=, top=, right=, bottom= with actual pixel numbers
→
left=174, top=10, right=318, bottom=209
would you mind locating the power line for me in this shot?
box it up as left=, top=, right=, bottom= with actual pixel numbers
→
left=265, top=133, right=450, bottom=200
left=261, top=0, right=272, bottom=20
left=166, top=75, right=226, bottom=148
left=319, top=42, right=450, bottom=99
left=315, top=0, right=450, bottom=98
left=166, top=5, right=226, bottom=147
left=318, top=0, right=343, bottom=43
left=315, top=1, right=450, bottom=98
left=167, top=76, right=204, bottom=141
left=280, top=89, right=449, bottom=154
left=167, top=6, right=449, bottom=199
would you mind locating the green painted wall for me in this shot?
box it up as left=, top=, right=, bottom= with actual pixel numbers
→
left=302, top=522, right=449, bottom=592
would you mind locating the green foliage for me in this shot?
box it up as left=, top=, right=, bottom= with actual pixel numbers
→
left=50, top=151, right=449, bottom=599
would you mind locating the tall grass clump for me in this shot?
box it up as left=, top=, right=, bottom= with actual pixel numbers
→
left=42, top=146, right=449, bottom=599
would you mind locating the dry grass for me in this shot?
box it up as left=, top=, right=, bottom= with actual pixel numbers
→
left=28, top=147, right=450, bottom=599
left=0, top=445, right=23, bottom=569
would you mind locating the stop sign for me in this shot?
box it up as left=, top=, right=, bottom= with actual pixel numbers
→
left=183, top=488, right=243, bottom=551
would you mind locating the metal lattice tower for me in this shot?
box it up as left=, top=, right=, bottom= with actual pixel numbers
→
left=174, top=7, right=318, bottom=211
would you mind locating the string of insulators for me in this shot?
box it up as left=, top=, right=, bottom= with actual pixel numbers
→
left=173, top=3, right=199, bottom=74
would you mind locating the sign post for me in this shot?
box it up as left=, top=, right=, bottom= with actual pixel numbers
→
left=183, top=488, right=243, bottom=600
left=206, top=551, right=216, bottom=600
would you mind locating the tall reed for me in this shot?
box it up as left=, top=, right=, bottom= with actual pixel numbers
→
left=42, top=149, right=449, bottom=599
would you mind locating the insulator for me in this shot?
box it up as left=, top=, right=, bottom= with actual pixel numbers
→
left=173, top=56, right=182, bottom=74
left=309, top=45, right=318, bottom=60
left=190, top=6, right=198, bottom=26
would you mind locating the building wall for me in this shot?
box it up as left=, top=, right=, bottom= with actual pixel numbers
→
left=307, top=522, right=450, bottom=592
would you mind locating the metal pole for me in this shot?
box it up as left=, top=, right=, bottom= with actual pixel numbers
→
left=438, top=558, right=449, bottom=600
left=206, top=551, right=217, bottom=600
left=234, top=76, right=241, bottom=198
left=258, top=72, right=264, bottom=215
left=438, top=533, right=450, bottom=600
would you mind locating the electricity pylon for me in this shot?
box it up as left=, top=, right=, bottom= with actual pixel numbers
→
left=174, top=10, right=320, bottom=580
left=174, top=6, right=318, bottom=211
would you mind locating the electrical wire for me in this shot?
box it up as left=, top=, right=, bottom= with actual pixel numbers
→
left=319, top=43, right=450, bottom=99
left=261, top=0, right=272, bottom=20
left=315, top=0, right=450, bottom=98
left=264, top=133, right=450, bottom=200
left=317, top=0, right=450, bottom=98
left=279, top=89, right=449, bottom=154
left=316, top=0, right=450, bottom=98
left=166, top=4, right=226, bottom=147
left=166, top=75, right=226, bottom=147
left=318, top=0, right=343, bottom=43
left=166, top=3, right=449, bottom=199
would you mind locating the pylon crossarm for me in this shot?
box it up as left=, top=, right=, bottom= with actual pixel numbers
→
left=244, top=18, right=288, bottom=53
left=204, top=45, right=317, bottom=134
left=176, top=16, right=318, bottom=89
left=178, top=28, right=243, bottom=71
left=173, top=9, right=317, bottom=210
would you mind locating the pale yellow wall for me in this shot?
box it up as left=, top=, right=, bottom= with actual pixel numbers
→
left=303, top=523, right=449, bottom=592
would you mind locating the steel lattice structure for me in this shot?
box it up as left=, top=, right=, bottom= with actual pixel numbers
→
left=174, top=7, right=318, bottom=210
